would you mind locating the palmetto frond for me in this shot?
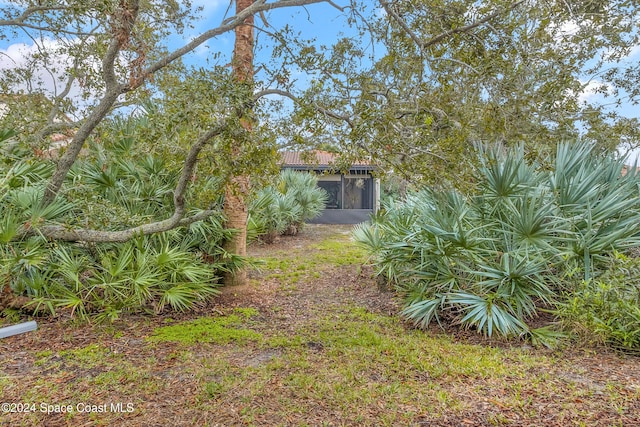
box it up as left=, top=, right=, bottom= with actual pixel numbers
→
left=358, top=141, right=640, bottom=339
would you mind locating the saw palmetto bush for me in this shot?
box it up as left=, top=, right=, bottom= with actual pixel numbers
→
left=16, top=236, right=220, bottom=322
left=355, top=142, right=640, bottom=345
left=279, top=169, right=327, bottom=232
left=0, top=125, right=232, bottom=321
left=249, top=170, right=327, bottom=243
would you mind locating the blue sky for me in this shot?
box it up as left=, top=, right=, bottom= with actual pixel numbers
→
left=168, top=1, right=356, bottom=63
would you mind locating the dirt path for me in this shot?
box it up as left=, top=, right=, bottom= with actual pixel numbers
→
left=218, top=225, right=397, bottom=326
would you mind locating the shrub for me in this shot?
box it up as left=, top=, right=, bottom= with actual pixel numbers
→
left=20, top=236, right=221, bottom=322
left=557, top=252, right=640, bottom=352
left=0, top=126, right=233, bottom=321
left=279, top=169, right=327, bottom=231
left=249, top=170, right=327, bottom=243
left=354, top=142, right=640, bottom=343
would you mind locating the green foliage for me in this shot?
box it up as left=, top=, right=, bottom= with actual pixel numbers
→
left=355, top=142, right=640, bottom=343
left=279, top=169, right=327, bottom=224
left=557, top=252, right=640, bottom=352
left=13, top=234, right=221, bottom=322
left=248, top=189, right=300, bottom=243
left=0, top=124, right=234, bottom=322
left=147, top=308, right=262, bottom=344
left=249, top=170, right=327, bottom=243
left=273, top=0, right=640, bottom=189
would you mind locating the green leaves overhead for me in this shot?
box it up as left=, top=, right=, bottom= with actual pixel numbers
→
left=273, top=0, right=640, bottom=187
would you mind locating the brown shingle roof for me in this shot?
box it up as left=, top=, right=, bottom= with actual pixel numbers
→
left=280, top=150, right=371, bottom=168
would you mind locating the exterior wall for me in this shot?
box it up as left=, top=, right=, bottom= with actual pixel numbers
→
left=282, top=166, right=378, bottom=225
left=308, top=209, right=374, bottom=224
left=313, top=171, right=376, bottom=224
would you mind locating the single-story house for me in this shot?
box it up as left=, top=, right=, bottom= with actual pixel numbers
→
left=281, top=150, right=380, bottom=224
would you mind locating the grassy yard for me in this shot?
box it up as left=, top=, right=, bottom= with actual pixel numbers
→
left=1, top=225, right=639, bottom=426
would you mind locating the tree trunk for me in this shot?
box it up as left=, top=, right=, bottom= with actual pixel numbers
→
left=223, top=0, right=254, bottom=286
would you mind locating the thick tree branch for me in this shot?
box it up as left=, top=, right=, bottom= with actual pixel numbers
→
left=0, top=6, right=94, bottom=36
left=379, top=1, right=426, bottom=55
left=0, top=5, right=69, bottom=26
left=41, top=1, right=140, bottom=205
left=380, top=0, right=526, bottom=52
left=35, top=72, right=77, bottom=143
left=139, top=0, right=330, bottom=87
left=32, top=209, right=220, bottom=242
left=30, top=121, right=230, bottom=242
left=38, top=0, right=335, bottom=208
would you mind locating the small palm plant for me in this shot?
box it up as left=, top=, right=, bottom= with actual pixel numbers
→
left=355, top=142, right=640, bottom=343
left=249, top=170, right=327, bottom=242
left=279, top=169, right=327, bottom=234
left=0, top=119, right=233, bottom=322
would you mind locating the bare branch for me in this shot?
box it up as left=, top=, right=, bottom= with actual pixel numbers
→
left=381, top=0, right=526, bottom=52
left=139, top=0, right=330, bottom=87
left=430, top=57, right=480, bottom=74
left=42, top=1, right=141, bottom=204
left=0, top=5, right=68, bottom=25
left=34, top=72, right=77, bottom=143
left=255, top=88, right=355, bottom=129
left=31, top=209, right=219, bottom=242
left=379, top=1, right=426, bottom=56
left=37, top=0, right=336, bottom=206
left=0, top=5, right=94, bottom=36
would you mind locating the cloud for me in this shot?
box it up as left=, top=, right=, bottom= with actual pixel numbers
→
left=547, top=20, right=581, bottom=45
left=556, top=21, right=581, bottom=38
left=0, top=38, right=107, bottom=117
left=1, top=39, right=78, bottom=95
left=577, top=79, right=614, bottom=103
left=625, top=43, right=640, bottom=60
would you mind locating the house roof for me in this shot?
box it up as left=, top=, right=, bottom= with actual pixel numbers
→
left=280, top=150, right=373, bottom=170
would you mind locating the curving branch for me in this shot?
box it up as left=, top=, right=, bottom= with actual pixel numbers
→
left=29, top=120, right=231, bottom=242
left=0, top=5, right=94, bottom=36
left=255, top=88, right=355, bottom=129
left=31, top=209, right=220, bottom=242
left=379, top=1, right=426, bottom=56
left=422, top=0, right=526, bottom=49
left=379, top=0, right=526, bottom=52
left=138, top=0, right=330, bottom=87
left=34, top=70, right=78, bottom=143
left=41, top=0, right=141, bottom=205
left=0, top=5, right=68, bottom=25
left=39, top=0, right=335, bottom=208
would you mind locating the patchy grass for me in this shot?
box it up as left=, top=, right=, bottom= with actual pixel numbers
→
left=256, top=231, right=365, bottom=288
left=148, top=308, right=262, bottom=345
left=59, top=343, right=115, bottom=366
left=1, top=225, right=639, bottom=426
left=311, top=235, right=369, bottom=266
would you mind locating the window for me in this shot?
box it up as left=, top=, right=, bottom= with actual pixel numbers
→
left=344, top=176, right=373, bottom=209
left=317, top=173, right=374, bottom=210
left=318, top=180, right=341, bottom=209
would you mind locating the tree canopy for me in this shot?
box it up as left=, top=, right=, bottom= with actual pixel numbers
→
left=272, top=0, right=640, bottom=186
